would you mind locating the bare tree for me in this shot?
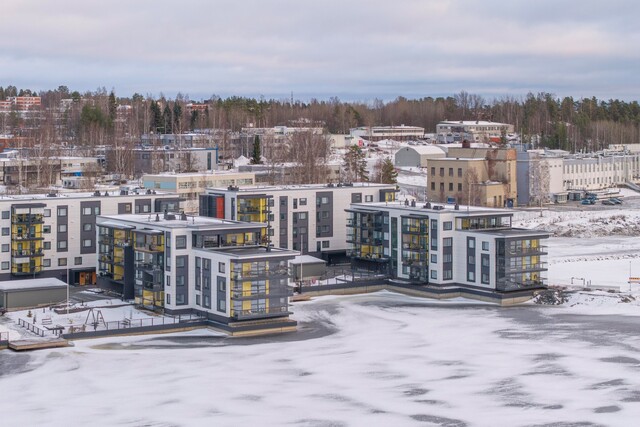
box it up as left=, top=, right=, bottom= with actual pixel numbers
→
left=284, top=131, right=331, bottom=184
left=529, top=155, right=550, bottom=210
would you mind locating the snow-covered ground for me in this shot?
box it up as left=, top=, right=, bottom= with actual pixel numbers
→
left=2, top=291, right=640, bottom=426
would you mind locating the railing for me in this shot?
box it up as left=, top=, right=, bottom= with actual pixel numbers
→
left=231, top=306, right=289, bottom=320
left=506, top=247, right=548, bottom=257
left=12, top=234, right=43, bottom=241
left=68, top=313, right=204, bottom=334
left=18, top=318, right=47, bottom=337
left=503, top=263, right=548, bottom=274
left=230, top=288, right=291, bottom=299
left=12, top=249, right=44, bottom=257
left=231, top=268, right=289, bottom=280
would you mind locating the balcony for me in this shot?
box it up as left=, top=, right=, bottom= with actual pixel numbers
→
left=11, top=249, right=43, bottom=258
left=402, top=226, right=428, bottom=235
left=502, top=262, right=548, bottom=274
left=231, top=305, right=290, bottom=320
left=12, top=215, right=44, bottom=225
left=135, top=243, right=165, bottom=253
left=12, top=234, right=44, bottom=241
left=230, top=287, right=291, bottom=300
left=230, top=268, right=289, bottom=280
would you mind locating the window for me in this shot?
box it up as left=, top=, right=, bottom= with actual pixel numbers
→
left=143, top=205, right=150, bottom=213
left=439, top=167, right=444, bottom=177
left=443, top=221, right=452, bottom=230
left=176, top=256, right=185, bottom=268
left=298, top=212, right=307, bottom=220
left=82, top=207, right=92, bottom=216
left=431, top=270, right=437, bottom=279
left=443, top=238, right=452, bottom=247
left=58, top=207, right=67, bottom=217
left=43, top=225, right=51, bottom=234
left=443, top=270, right=453, bottom=280
left=94, top=206, right=100, bottom=215
left=83, top=239, right=92, bottom=247
left=280, top=198, right=286, bottom=206
left=482, top=241, right=489, bottom=251
left=218, top=262, right=225, bottom=273
left=365, top=195, right=373, bottom=202
left=44, top=209, right=51, bottom=217
left=166, top=275, right=171, bottom=287
left=1, top=244, right=8, bottom=253
left=58, top=240, right=67, bottom=250
left=280, top=213, right=286, bottom=221
left=218, top=298, right=226, bottom=312
left=431, top=167, right=435, bottom=176
left=468, top=255, right=475, bottom=264
left=75, top=257, right=82, bottom=265
left=1, top=211, right=9, bottom=219
left=431, top=182, right=435, bottom=191
left=458, top=183, right=463, bottom=192
left=176, top=275, right=185, bottom=286
left=431, top=254, right=437, bottom=263
left=449, top=168, right=453, bottom=177
left=468, top=239, right=475, bottom=249
left=321, top=211, right=330, bottom=219
left=1, top=228, right=8, bottom=236
left=58, top=224, right=67, bottom=233
left=299, top=198, right=307, bottom=206
left=175, top=235, right=187, bottom=249
left=280, top=228, right=286, bottom=236
left=166, top=294, right=171, bottom=305
left=204, top=295, right=210, bottom=308
left=44, top=241, right=51, bottom=250
left=58, top=258, right=67, bottom=266
left=322, top=241, right=330, bottom=248
left=321, top=197, right=329, bottom=204
left=458, top=168, right=462, bottom=177
left=467, top=271, right=475, bottom=282
left=83, top=223, right=92, bottom=232
left=218, top=276, right=226, bottom=292
left=1, top=261, right=8, bottom=270
left=196, top=295, right=201, bottom=306
left=43, top=259, right=51, bottom=267
left=482, top=273, right=490, bottom=284
left=449, top=183, right=453, bottom=191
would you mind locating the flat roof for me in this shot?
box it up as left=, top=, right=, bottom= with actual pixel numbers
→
left=206, top=246, right=299, bottom=259
left=0, top=278, right=67, bottom=292
left=349, top=201, right=512, bottom=216
left=207, top=182, right=396, bottom=193
left=98, top=213, right=265, bottom=231
left=0, top=190, right=178, bottom=202
left=290, top=255, right=327, bottom=265
left=471, top=228, right=550, bottom=239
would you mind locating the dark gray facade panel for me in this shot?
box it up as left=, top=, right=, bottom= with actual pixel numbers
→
left=118, top=202, right=131, bottom=215
left=80, top=201, right=100, bottom=254
left=56, top=204, right=68, bottom=253
left=279, top=196, right=288, bottom=249
left=175, top=255, right=188, bottom=305
left=134, top=199, right=152, bottom=214
left=316, top=191, right=333, bottom=238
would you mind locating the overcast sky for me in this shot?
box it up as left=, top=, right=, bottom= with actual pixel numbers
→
left=1, top=0, right=639, bottom=102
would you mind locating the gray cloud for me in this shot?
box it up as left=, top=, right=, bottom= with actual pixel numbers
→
left=0, top=0, right=638, bottom=101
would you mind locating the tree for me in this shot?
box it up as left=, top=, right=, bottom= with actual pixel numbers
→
left=376, top=157, right=398, bottom=184
left=250, top=135, right=262, bottom=164
left=343, top=145, right=368, bottom=182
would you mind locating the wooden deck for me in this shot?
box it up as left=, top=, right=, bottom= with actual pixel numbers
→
left=8, top=338, right=71, bottom=351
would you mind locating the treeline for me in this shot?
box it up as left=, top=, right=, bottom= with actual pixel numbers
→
left=2, top=85, right=640, bottom=153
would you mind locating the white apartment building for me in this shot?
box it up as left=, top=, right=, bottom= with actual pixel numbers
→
left=0, top=190, right=181, bottom=285
left=143, top=171, right=256, bottom=213
left=347, top=201, right=549, bottom=293
left=199, top=183, right=398, bottom=263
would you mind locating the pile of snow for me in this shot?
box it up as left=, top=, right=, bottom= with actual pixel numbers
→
left=234, top=155, right=250, bottom=166
left=514, top=209, right=640, bottom=237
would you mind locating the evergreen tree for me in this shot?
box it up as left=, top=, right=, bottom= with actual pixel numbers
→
left=379, top=158, right=397, bottom=184
left=108, top=91, right=117, bottom=130
left=251, top=135, right=262, bottom=164
left=150, top=101, right=163, bottom=133
left=343, top=145, right=368, bottom=182
left=162, top=104, right=173, bottom=134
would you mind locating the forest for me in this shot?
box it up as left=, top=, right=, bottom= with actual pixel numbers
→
left=1, top=85, right=639, bottom=154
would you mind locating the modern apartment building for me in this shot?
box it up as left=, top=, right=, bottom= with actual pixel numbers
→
left=349, top=125, right=425, bottom=142
left=199, top=183, right=398, bottom=263
left=346, top=201, right=549, bottom=293
left=96, top=213, right=298, bottom=330
left=436, top=121, right=514, bottom=143
left=0, top=190, right=181, bottom=284
left=143, top=171, right=256, bottom=213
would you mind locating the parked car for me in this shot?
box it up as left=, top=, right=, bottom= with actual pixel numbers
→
left=610, top=198, right=623, bottom=204
left=602, top=199, right=616, bottom=205
left=581, top=198, right=595, bottom=205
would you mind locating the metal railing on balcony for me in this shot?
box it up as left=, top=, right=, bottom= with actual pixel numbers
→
left=230, top=268, right=289, bottom=280
left=231, top=305, right=289, bottom=320
left=12, top=249, right=44, bottom=257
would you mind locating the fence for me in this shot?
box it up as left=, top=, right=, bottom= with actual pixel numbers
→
left=17, top=318, right=47, bottom=337
left=69, top=313, right=204, bottom=334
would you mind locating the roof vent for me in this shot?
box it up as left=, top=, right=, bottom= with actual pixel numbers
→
left=410, top=200, right=416, bottom=207
left=104, top=191, right=109, bottom=196
left=454, top=204, right=460, bottom=210
left=181, top=212, right=188, bottom=221
left=155, top=213, right=160, bottom=222
left=425, top=202, right=432, bottom=209
left=93, top=190, right=101, bottom=196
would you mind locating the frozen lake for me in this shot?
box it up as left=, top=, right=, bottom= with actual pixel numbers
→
left=2, top=291, right=640, bottom=426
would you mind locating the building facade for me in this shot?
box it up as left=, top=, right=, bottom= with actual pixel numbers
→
left=347, top=201, right=549, bottom=292
left=143, top=171, right=256, bottom=213
left=96, top=213, right=298, bottom=328
left=436, top=121, right=515, bottom=143
left=426, top=148, right=517, bottom=207
left=200, top=183, right=397, bottom=263
left=0, top=190, right=181, bottom=284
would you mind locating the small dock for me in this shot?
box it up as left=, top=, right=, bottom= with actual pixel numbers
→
left=8, top=338, right=71, bottom=351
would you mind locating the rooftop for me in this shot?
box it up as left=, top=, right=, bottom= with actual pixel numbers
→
left=98, top=213, right=265, bottom=230
left=0, top=278, right=67, bottom=292
left=206, top=246, right=299, bottom=259
left=0, top=189, right=177, bottom=201
left=349, top=201, right=512, bottom=216
left=207, top=182, right=396, bottom=193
